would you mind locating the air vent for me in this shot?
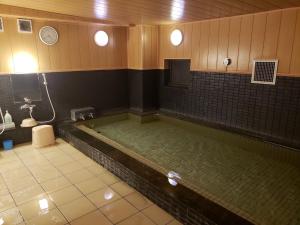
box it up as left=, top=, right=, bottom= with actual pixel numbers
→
left=17, top=19, right=32, bottom=33
left=251, top=59, right=278, bottom=85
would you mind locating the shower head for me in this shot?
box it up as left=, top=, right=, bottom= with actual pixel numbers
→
left=41, top=73, right=47, bottom=85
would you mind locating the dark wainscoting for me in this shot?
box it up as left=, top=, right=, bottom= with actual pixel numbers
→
left=128, top=69, right=159, bottom=113
left=0, top=70, right=129, bottom=144
left=159, top=70, right=300, bottom=149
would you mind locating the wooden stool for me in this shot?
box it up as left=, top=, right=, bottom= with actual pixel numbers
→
left=32, top=125, right=55, bottom=148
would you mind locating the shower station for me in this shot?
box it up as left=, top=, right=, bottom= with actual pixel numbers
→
left=19, top=73, right=56, bottom=127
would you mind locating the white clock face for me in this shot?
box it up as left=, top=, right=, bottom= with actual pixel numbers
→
left=39, top=26, right=59, bottom=45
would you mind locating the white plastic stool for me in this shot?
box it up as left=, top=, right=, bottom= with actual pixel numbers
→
left=32, top=125, right=55, bottom=148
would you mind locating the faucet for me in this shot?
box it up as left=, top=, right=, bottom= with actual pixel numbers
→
left=88, top=112, right=94, bottom=119
left=79, top=113, right=85, bottom=120
left=20, top=104, right=36, bottom=110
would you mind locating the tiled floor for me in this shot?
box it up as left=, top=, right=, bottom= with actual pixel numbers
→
left=0, top=138, right=182, bottom=225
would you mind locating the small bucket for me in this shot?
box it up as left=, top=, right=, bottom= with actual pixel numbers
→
left=3, top=140, right=13, bottom=150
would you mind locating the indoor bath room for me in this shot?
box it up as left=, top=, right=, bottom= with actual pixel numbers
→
left=0, top=1, right=300, bottom=225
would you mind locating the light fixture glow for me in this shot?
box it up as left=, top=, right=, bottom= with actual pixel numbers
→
left=94, top=30, right=109, bottom=47
left=94, top=0, right=108, bottom=19
left=12, top=52, right=38, bottom=74
left=0, top=218, right=4, bottom=225
left=170, top=29, right=183, bottom=46
left=171, top=0, right=185, bottom=21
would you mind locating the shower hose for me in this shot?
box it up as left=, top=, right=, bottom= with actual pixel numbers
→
left=30, top=73, right=56, bottom=124
left=0, top=107, right=5, bottom=135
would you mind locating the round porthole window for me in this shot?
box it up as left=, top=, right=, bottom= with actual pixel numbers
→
left=170, top=29, right=183, bottom=46
left=94, top=30, right=109, bottom=47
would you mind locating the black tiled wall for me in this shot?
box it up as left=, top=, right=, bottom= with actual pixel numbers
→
left=0, top=70, right=128, bottom=144
left=128, top=69, right=159, bottom=113
left=159, top=71, right=300, bottom=148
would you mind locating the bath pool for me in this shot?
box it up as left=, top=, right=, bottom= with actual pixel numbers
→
left=77, top=113, right=300, bottom=225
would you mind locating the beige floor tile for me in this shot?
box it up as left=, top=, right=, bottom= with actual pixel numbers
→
left=12, top=184, right=45, bottom=205
left=2, top=167, right=32, bottom=181
left=75, top=177, right=106, bottom=195
left=57, top=161, right=84, bottom=175
left=0, top=193, right=15, bottom=212
left=110, top=182, right=135, bottom=197
left=0, top=161, right=25, bottom=172
left=0, top=185, right=9, bottom=195
left=100, top=199, right=138, bottom=224
left=49, top=156, right=74, bottom=167
left=26, top=208, right=67, bottom=225
left=18, top=196, right=55, bottom=221
left=117, top=213, right=156, bottom=225
left=125, top=192, right=153, bottom=210
left=142, top=205, right=173, bottom=225
left=31, top=166, right=62, bottom=183
left=0, top=207, right=24, bottom=225
left=64, top=169, right=94, bottom=184
left=86, top=164, right=107, bottom=176
left=58, top=197, right=96, bottom=222
left=87, top=187, right=121, bottom=208
left=69, top=152, right=87, bottom=160
left=41, top=176, right=71, bottom=193
left=77, top=158, right=99, bottom=167
left=48, top=186, right=83, bottom=206
left=167, top=220, right=183, bottom=225
left=99, top=172, right=119, bottom=185
left=6, top=175, right=38, bottom=193
left=70, top=210, right=112, bottom=225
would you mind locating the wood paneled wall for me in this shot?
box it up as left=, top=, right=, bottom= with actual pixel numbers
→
left=159, top=7, right=300, bottom=76
left=127, top=25, right=158, bottom=70
left=0, top=17, right=127, bottom=74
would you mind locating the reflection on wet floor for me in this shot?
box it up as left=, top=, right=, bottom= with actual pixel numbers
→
left=0, top=139, right=181, bottom=225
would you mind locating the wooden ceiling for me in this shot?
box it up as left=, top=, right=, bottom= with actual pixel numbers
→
left=1, top=0, right=300, bottom=25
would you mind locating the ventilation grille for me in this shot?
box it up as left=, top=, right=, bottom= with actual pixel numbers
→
left=251, top=59, right=278, bottom=85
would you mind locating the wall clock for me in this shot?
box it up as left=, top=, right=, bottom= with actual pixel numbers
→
left=39, top=26, right=59, bottom=45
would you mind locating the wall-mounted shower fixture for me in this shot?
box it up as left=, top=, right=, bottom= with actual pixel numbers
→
left=70, top=107, right=95, bottom=121
left=20, top=73, right=56, bottom=126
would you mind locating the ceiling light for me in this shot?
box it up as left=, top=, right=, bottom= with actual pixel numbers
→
left=94, top=30, right=109, bottom=47
left=170, top=29, right=183, bottom=46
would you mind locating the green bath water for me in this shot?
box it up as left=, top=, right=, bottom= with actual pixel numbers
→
left=80, top=113, right=300, bottom=225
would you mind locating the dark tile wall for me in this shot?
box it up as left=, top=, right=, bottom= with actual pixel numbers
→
left=0, top=70, right=129, bottom=144
left=128, top=69, right=159, bottom=113
left=159, top=70, right=300, bottom=149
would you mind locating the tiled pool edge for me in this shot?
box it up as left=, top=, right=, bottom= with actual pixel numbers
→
left=58, top=123, right=254, bottom=225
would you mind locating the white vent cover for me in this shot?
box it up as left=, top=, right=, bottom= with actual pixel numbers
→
left=251, top=59, right=278, bottom=85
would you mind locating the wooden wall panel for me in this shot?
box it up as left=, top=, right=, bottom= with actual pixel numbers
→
left=190, top=23, right=201, bottom=70
left=262, top=11, right=282, bottom=58
left=67, top=23, right=81, bottom=70
left=199, top=22, right=210, bottom=70
left=249, top=13, right=267, bottom=70
left=0, top=16, right=127, bottom=74
left=207, top=20, right=219, bottom=71
left=237, top=15, right=253, bottom=72
left=227, top=17, right=241, bottom=72
left=0, top=18, right=13, bottom=73
left=277, top=9, right=297, bottom=74
left=290, top=10, right=300, bottom=74
left=217, top=18, right=229, bottom=71
left=127, top=25, right=158, bottom=69
left=158, top=7, right=300, bottom=76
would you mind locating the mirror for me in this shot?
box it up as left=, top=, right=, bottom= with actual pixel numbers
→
left=10, top=73, right=42, bottom=103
